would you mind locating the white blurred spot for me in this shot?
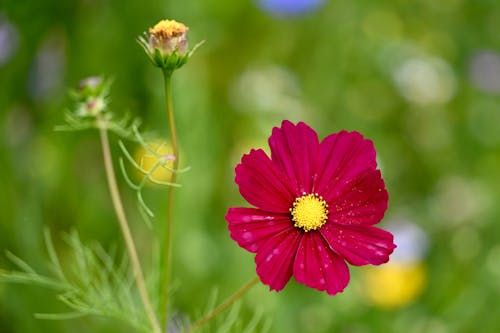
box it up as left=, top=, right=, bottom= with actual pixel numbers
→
left=28, top=30, right=66, bottom=100
left=229, top=65, right=306, bottom=119
left=469, top=51, right=500, bottom=93
left=386, top=220, right=428, bottom=264
left=430, top=176, right=491, bottom=226
left=393, top=57, right=456, bottom=106
left=0, top=14, right=19, bottom=66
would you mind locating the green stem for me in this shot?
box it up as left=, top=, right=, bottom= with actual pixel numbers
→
left=160, top=69, right=179, bottom=330
left=97, top=119, right=162, bottom=333
left=187, top=277, right=260, bottom=332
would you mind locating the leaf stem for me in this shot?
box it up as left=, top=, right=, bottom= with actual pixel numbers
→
left=160, top=69, right=179, bottom=329
left=97, top=118, right=162, bottom=333
left=187, top=276, right=260, bottom=332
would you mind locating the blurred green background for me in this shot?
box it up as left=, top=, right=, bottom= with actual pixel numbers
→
left=1, top=0, right=500, bottom=332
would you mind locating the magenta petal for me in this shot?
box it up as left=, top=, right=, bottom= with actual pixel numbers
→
left=235, top=149, right=295, bottom=212
left=328, top=169, right=388, bottom=225
left=293, top=232, right=350, bottom=296
left=269, top=121, right=320, bottom=195
left=255, top=227, right=303, bottom=292
left=226, top=207, right=292, bottom=253
left=316, top=131, right=378, bottom=203
left=321, top=222, right=396, bottom=266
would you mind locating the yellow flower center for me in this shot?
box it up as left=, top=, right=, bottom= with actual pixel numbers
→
left=290, top=193, right=329, bottom=232
left=149, top=20, right=188, bottom=38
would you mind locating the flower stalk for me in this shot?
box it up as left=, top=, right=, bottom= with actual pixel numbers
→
left=160, top=68, right=179, bottom=329
left=97, top=117, right=162, bottom=333
left=137, top=18, right=204, bottom=330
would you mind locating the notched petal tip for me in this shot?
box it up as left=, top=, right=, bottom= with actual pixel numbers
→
left=321, top=223, right=396, bottom=267
left=255, top=228, right=302, bottom=292
left=327, top=168, right=389, bottom=226
left=269, top=120, right=320, bottom=195
left=293, top=232, right=350, bottom=296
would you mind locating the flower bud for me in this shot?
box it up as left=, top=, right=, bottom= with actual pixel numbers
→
left=137, top=19, right=203, bottom=73
left=73, top=76, right=109, bottom=117
left=77, top=76, right=105, bottom=97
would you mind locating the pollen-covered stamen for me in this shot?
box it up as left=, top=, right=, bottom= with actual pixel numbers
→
left=147, top=19, right=189, bottom=57
left=149, top=20, right=188, bottom=38
left=290, top=193, right=329, bottom=232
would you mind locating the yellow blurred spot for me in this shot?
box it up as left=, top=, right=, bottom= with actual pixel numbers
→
left=362, top=262, right=426, bottom=308
left=133, top=140, right=174, bottom=184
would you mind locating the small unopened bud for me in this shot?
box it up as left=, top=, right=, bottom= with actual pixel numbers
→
left=72, top=76, right=110, bottom=117
left=78, top=76, right=102, bottom=91
left=80, top=97, right=106, bottom=116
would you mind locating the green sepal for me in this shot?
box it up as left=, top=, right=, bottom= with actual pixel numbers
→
left=165, top=52, right=179, bottom=69
left=179, top=55, right=189, bottom=66
left=153, top=49, right=164, bottom=67
left=137, top=33, right=205, bottom=71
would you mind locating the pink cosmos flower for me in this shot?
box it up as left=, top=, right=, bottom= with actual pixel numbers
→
left=225, top=121, right=396, bottom=295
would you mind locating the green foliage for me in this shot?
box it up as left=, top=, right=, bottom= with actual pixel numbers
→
left=55, top=111, right=142, bottom=140
left=0, top=229, right=156, bottom=333
left=0, top=229, right=269, bottom=333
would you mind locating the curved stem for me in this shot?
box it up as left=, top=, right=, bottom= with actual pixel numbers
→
left=160, top=69, right=179, bottom=329
left=98, top=120, right=162, bottom=333
left=187, top=277, right=260, bottom=332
